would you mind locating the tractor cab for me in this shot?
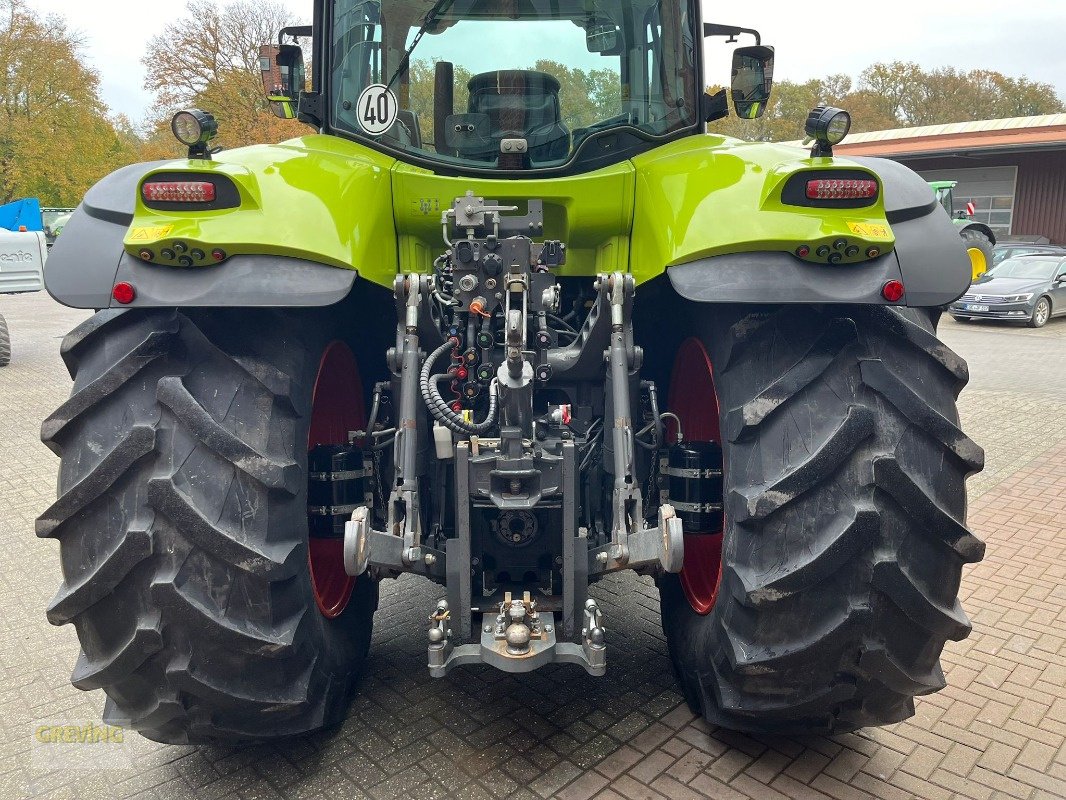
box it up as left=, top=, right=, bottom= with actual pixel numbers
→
left=267, top=0, right=773, bottom=174
left=931, top=180, right=970, bottom=220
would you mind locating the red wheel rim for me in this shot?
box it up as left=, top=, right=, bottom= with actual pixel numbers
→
left=668, top=337, right=725, bottom=616
left=307, top=341, right=366, bottom=619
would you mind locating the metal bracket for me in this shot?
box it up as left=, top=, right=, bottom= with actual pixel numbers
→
left=590, top=503, right=684, bottom=576
left=343, top=505, right=445, bottom=579
left=595, top=272, right=684, bottom=577
left=428, top=596, right=606, bottom=678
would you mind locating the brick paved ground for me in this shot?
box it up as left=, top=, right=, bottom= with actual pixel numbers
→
left=2, top=293, right=1064, bottom=800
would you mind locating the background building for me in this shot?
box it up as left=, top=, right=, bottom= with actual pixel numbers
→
left=259, top=44, right=286, bottom=95
left=833, top=114, right=1066, bottom=245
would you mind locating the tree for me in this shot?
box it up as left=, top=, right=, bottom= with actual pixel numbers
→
left=0, top=0, right=139, bottom=205
left=712, top=60, right=1064, bottom=143
left=857, top=61, right=1063, bottom=129
left=143, top=0, right=307, bottom=152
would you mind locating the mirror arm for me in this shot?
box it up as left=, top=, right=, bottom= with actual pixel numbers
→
left=297, top=92, right=324, bottom=129
left=279, top=25, right=312, bottom=44
left=703, top=23, right=761, bottom=45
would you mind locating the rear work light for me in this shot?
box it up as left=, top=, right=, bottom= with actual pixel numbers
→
left=806, top=178, right=879, bottom=201
left=142, top=181, right=216, bottom=203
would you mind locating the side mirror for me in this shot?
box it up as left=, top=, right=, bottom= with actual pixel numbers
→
left=586, top=20, right=623, bottom=55
left=264, top=44, right=306, bottom=120
left=731, top=45, right=774, bottom=120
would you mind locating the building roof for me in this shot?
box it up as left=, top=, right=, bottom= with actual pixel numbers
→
left=824, top=114, right=1066, bottom=158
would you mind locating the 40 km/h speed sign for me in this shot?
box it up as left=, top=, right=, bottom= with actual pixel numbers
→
left=356, top=84, right=398, bottom=136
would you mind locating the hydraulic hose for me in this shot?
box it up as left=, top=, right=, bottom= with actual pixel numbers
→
left=420, top=339, right=498, bottom=435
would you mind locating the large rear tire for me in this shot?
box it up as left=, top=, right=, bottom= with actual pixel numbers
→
left=38, top=308, right=376, bottom=743
left=0, top=313, right=10, bottom=366
left=659, top=304, right=984, bottom=734
left=960, top=227, right=994, bottom=281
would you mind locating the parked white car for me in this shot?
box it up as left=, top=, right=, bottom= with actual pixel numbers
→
left=0, top=227, right=47, bottom=365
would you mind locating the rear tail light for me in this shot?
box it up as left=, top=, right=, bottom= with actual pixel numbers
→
left=142, top=181, right=216, bottom=203
left=806, top=179, right=879, bottom=201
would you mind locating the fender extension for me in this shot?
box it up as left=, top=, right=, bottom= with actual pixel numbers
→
left=668, top=156, right=973, bottom=308
left=45, top=161, right=356, bottom=309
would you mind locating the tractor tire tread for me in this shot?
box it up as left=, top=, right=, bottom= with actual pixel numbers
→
left=660, top=304, right=983, bottom=735
left=0, top=313, right=10, bottom=367
left=40, top=309, right=373, bottom=744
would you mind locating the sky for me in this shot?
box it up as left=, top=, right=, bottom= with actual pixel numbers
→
left=28, top=0, right=1066, bottom=129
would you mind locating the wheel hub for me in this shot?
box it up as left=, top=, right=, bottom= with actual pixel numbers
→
left=668, top=337, right=726, bottom=616
left=307, top=341, right=366, bottom=619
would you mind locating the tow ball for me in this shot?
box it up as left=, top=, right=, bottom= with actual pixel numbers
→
left=425, top=593, right=607, bottom=677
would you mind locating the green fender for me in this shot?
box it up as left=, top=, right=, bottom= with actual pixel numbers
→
left=45, top=133, right=970, bottom=309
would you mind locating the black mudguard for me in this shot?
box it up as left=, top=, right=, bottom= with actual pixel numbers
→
left=45, top=162, right=356, bottom=310
left=668, top=156, right=973, bottom=308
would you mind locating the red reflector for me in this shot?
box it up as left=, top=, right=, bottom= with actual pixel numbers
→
left=881, top=280, right=905, bottom=303
left=113, top=282, right=136, bottom=305
left=142, top=181, right=216, bottom=203
left=806, top=178, right=878, bottom=201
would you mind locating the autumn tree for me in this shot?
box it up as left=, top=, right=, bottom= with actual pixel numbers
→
left=863, top=62, right=1063, bottom=126
left=0, top=0, right=139, bottom=205
left=143, top=0, right=307, bottom=153
left=714, top=61, right=1064, bottom=143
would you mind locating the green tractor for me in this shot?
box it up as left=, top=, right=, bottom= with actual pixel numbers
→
left=40, top=0, right=983, bottom=744
left=930, top=179, right=996, bottom=280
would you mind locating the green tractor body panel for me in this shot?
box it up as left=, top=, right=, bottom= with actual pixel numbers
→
left=630, top=135, right=893, bottom=283
left=127, top=136, right=398, bottom=281
left=117, top=134, right=899, bottom=292
left=391, top=160, right=636, bottom=280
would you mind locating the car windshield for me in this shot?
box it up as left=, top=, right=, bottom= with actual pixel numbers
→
left=985, top=257, right=1060, bottom=281
left=330, top=0, right=697, bottom=171
left=41, top=210, right=71, bottom=232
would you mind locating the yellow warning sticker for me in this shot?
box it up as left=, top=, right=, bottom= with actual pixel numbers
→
left=128, top=225, right=174, bottom=241
left=846, top=221, right=892, bottom=240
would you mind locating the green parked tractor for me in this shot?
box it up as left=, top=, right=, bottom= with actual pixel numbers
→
left=39, top=0, right=983, bottom=744
left=930, top=179, right=996, bottom=280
